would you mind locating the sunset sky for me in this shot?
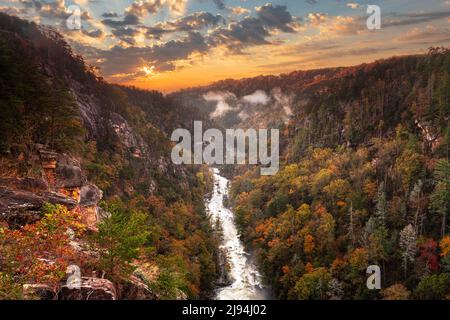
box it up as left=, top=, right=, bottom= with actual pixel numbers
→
left=1, top=0, right=449, bottom=92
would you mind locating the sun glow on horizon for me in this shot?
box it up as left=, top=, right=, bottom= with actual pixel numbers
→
left=36, top=0, right=448, bottom=93
left=139, top=65, right=157, bottom=78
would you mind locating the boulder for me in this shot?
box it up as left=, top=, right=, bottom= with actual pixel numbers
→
left=116, top=262, right=158, bottom=299
left=0, top=186, right=77, bottom=228
left=58, top=277, right=117, bottom=300
left=80, top=184, right=103, bottom=207
left=38, top=149, right=85, bottom=191
left=119, top=275, right=157, bottom=300
left=79, top=184, right=104, bottom=230
left=23, top=284, right=56, bottom=300
left=55, top=154, right=83, bottom=189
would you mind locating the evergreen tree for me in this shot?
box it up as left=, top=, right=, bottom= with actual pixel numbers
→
left=90, top=202, right=150, bottom=280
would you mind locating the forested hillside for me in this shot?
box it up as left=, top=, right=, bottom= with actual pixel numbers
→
left=0, top=13, right=219, bottom=300
left=176, top=49, right=450, bottom=299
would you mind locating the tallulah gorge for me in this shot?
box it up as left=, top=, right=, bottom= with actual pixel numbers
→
left=0, top=0, right=449, bottom=304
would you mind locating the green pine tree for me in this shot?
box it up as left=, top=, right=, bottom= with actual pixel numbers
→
left=90, top=202, right=150, bottom=280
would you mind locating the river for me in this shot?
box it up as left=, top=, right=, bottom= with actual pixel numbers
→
left=207, top=168, right=269, bottom=300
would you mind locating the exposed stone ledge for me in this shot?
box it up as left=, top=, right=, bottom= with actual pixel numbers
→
left=24, top=277, right=118, bottom=300
left=23, top=284, right=56, bottom=300
left=0, top=185, right=78, bottom=228
left=57, top=277, right=117, bottom=300
left=0, top=148, right=105, bottom=230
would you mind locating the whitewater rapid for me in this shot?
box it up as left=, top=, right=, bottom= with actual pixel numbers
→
left=207, top=168, right=269, bottom=300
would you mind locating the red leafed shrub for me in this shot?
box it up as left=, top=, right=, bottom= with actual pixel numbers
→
left=0, top=204, right=86, bottom=294
left=419, top=239, right=439, bottom=272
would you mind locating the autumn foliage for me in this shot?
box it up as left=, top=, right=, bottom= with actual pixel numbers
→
left=0, top=204, right=85, bottom=298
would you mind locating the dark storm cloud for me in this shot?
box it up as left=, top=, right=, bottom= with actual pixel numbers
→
left=92, top=31, right=208, bottom=75
left=112, top=27, right=140, bottom=37
left=82, top=28, right=104, bottom=38
left=145, top=11, right=225, bottom=38
left=169, top=11, right=225, bottom=30
left=111, top=26, right=140, bottom=45
left=151, top=32, right=208, bottom=69
left=102, top=12, right=119, bottom=18
left=210, top=16, right=271, bottom=46
left=102, top=14, right=140, bottom=27
left=209, top=4, right=297, bottom=48
left=256, top=3, right=295, bottom=32
left=144, top=26, right=167, bottom=39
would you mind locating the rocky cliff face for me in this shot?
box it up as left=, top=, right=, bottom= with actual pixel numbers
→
left=0, top=143, right=120, bottom=299
left=0, top=145, right=103, bottom=231
left=0, top=77, right=176, bottom=299
left=0, top=127, right=170, bottom=300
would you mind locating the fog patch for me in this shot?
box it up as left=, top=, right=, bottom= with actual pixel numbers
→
left=242, top=90, right=270, bottom=105
left=272, top=87, right=295, bottom=122
left=203, top=91, right=237, bottom=119
left=203, top=88, right=295, bottom=124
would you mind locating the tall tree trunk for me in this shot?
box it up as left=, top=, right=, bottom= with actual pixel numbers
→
left=442, top=210, right=447, bottom=238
